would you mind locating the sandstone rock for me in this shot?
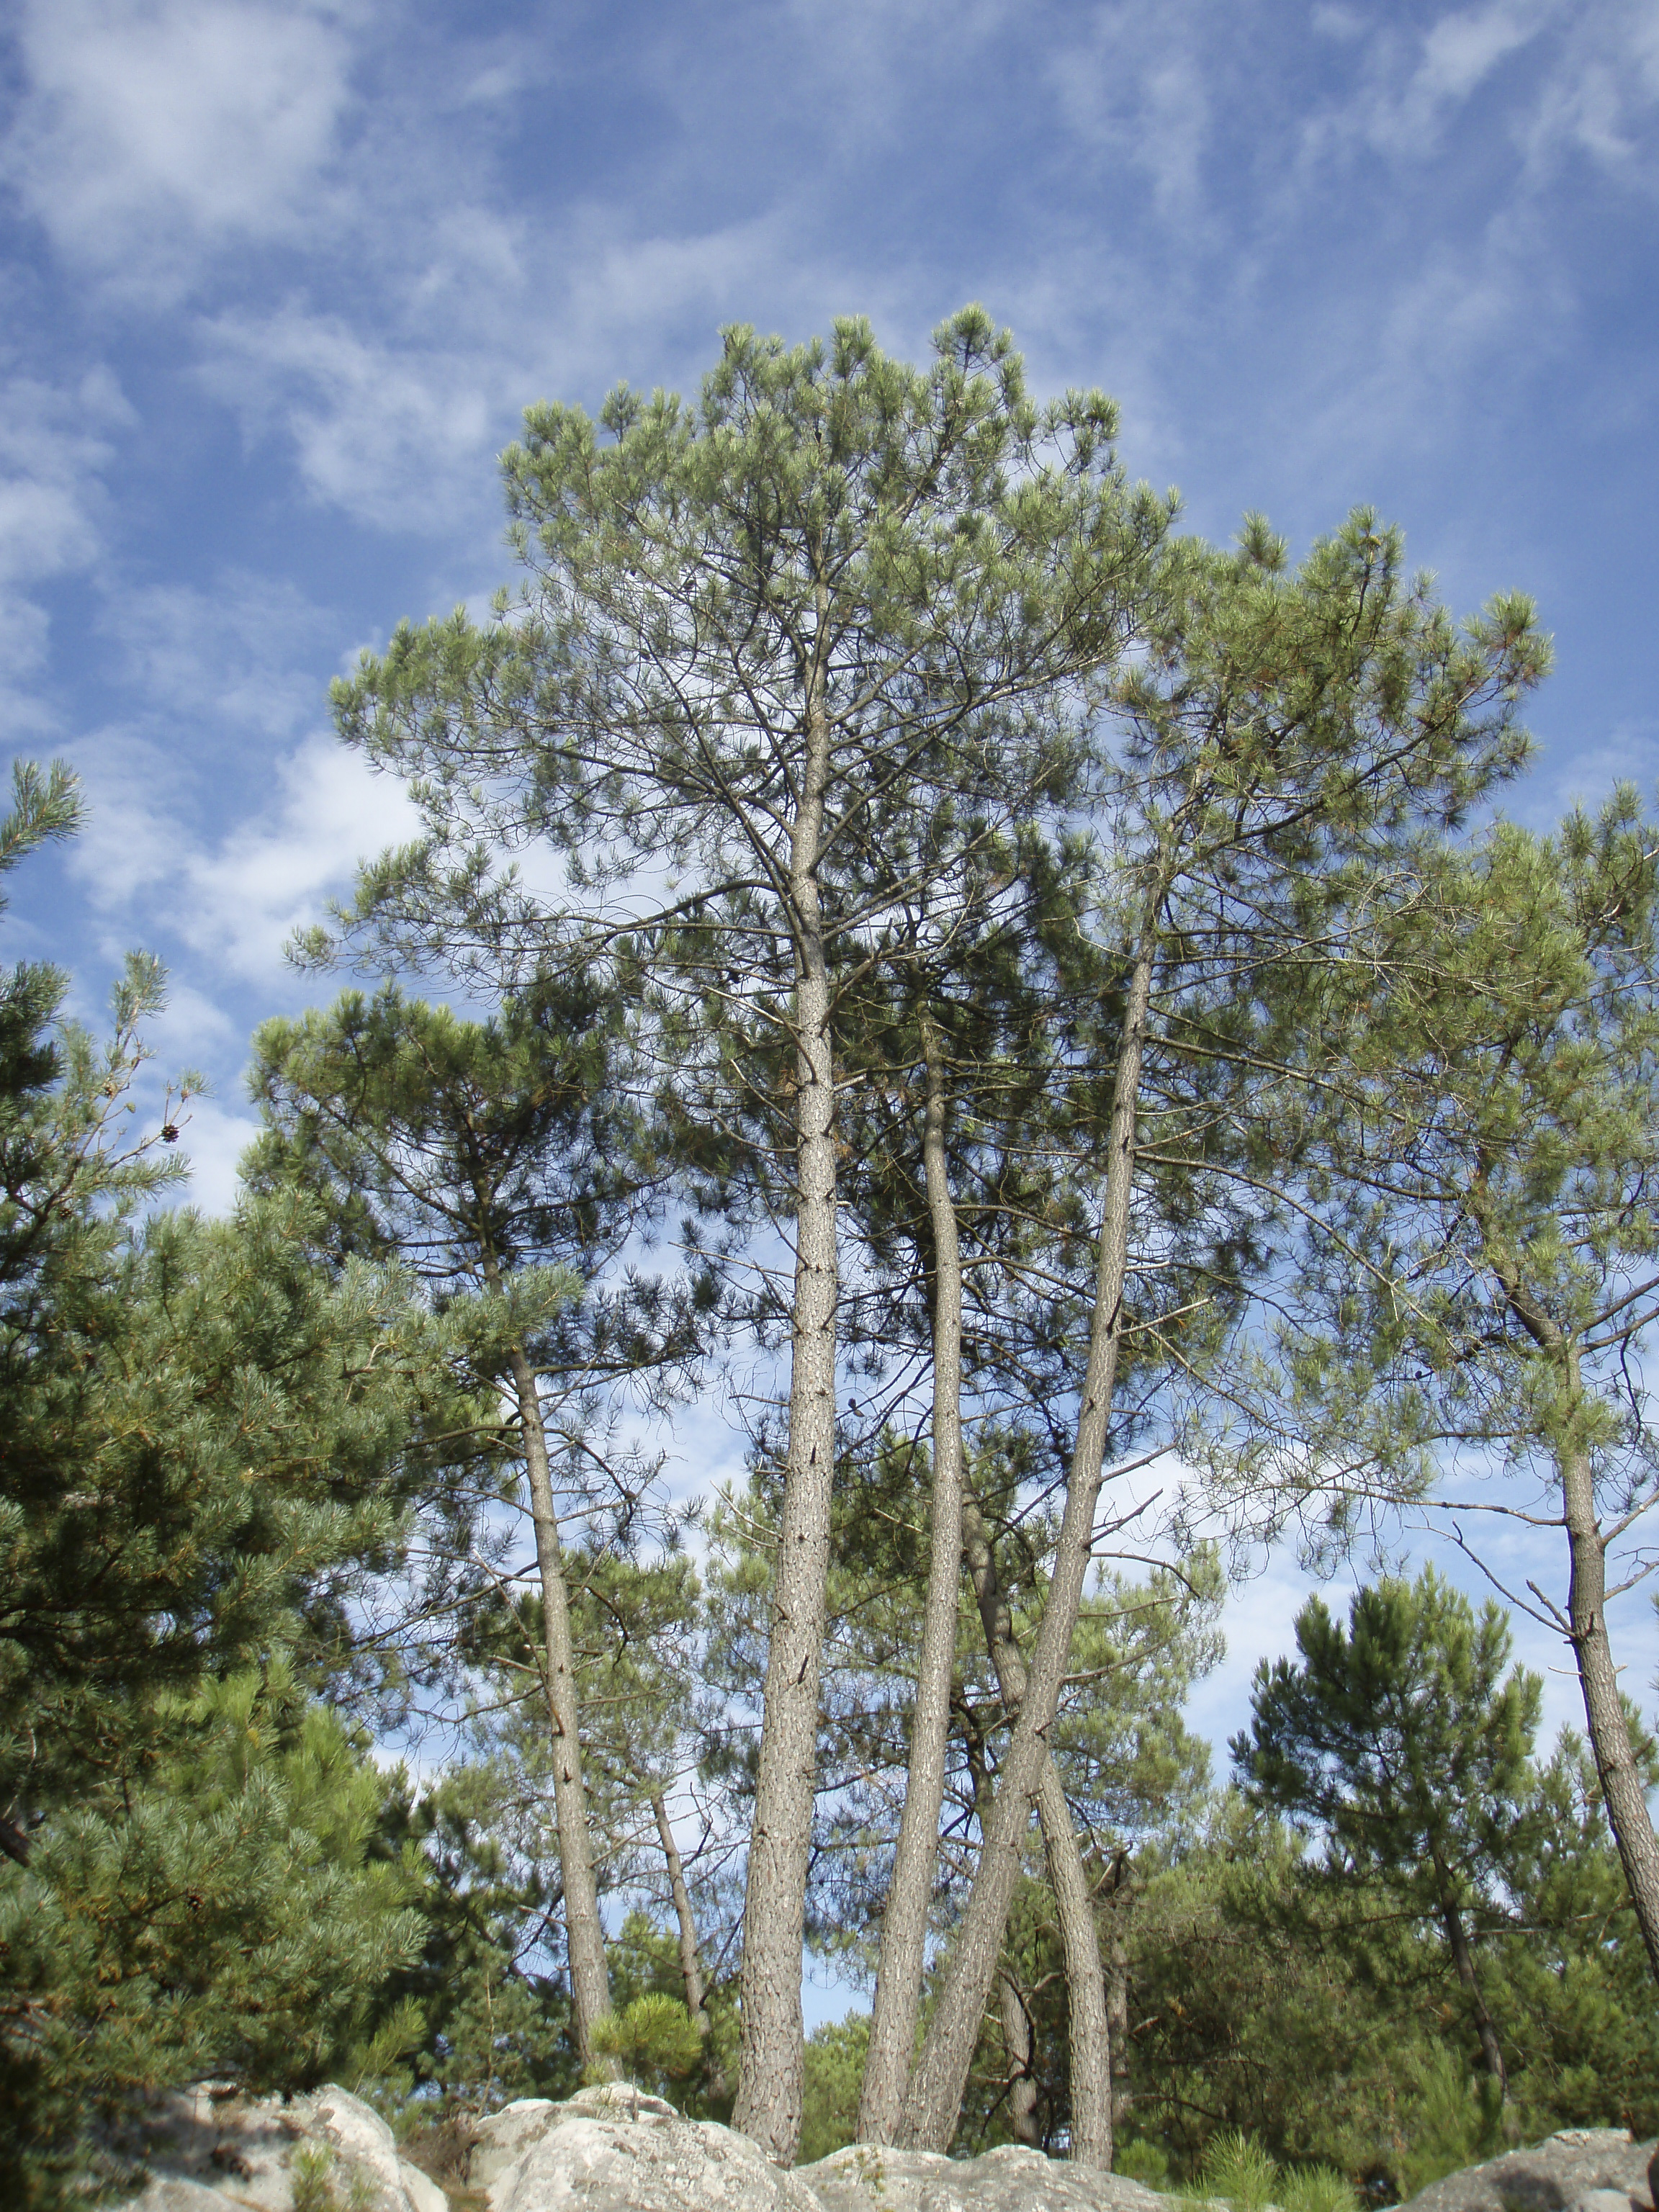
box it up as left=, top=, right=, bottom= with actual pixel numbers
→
left=109, top=2082, right=446, bottom=2212
left=468, top=2082, right=818, bottom=2212
left=1401, top=2130, right=1654, bottom=2212
left=799, top=2141, right=1176, bottom=2212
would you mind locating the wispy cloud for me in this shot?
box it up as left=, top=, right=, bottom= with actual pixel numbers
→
left=1046, top=4, right=1215, bottom=229
left=3, top=0, right=357, bottom=298
left=0, top=367, right=131, bottom=733
left=70, top=726, right=421, bottom=983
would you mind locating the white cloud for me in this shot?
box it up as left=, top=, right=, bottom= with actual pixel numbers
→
left=197, top=309, right=505, bottom=529
left=174, top=1092, right=261, bottom=1213
left=0, top=372, right=127, bottom=590
left=99, top=570, right=336, bottom=740
left=1047, top=6, right=1215, bottom=228
left=0, top=369, right=129, bottom=732
left=67, top=714, right=421, bottom=984
left=1519, top=1, right=1659, bottom=179
left=179, top=732, right=423, bottom=981
left=4, top=0, right=356, bottom=290
left=192, top=208, right=817, bottom=530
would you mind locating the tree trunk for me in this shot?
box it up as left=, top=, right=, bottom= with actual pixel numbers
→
left=1483, top=1240, right=1659, bottom=1989
left=505, top=1341, right=612, bottom=2064
left=1429, top=1844, right=1507, bottom=2095
left=654, top=1789, right=730, bottom=2101
left=858, top=1018, right=968, bottom=2144
left=652, top=1790, right=709, bottom=2034
left=961, top=1494, right=1114, bottom=2167
left=1561, top=1437, right=1659, bottom=1983
left=1101, top=1856, right=1133, bottom=2132
left=999, top=1971, right=1041, bottom=2146
left=899, top=930, right=1154, bottom=2152
left=732, top=630, right=840, bottom=2165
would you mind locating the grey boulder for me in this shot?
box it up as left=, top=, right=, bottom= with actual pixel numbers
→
left=1402, top=2131, right=1654, bottom=2212
left=800, top=2142, right=1176, bottom=2212
left=470, top=2083, right=822, bottom=2212
left=108, top=2081, right=444, bottom=2212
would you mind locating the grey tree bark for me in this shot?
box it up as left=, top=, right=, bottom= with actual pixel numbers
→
left=505, top=1342, right=612, bottom=2064
left=1430, top=1845, right=1507, bottom=2094
left=998, top=1972, right=1041, bottom=2146
left=961, top=1495, right=1114, bottom=2166
left=858, top=1018, right=968, bottom=2143
left=1100, top=1856, right=1133, bottom=2133
left=898, top=928, right=1154, bottom=2152
left=732, top=611, right=842, bottom=2165
left=1563, top=1434, right=1659, bottom=1982
left=652, top=1790, right=710, bottom=2036
left=1480, top=1242, right=1659, bottom=1986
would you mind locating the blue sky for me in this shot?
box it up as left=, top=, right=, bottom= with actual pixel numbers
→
left=4, top=0, right=1658, bottom=1808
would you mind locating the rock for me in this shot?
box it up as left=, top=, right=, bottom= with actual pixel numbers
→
left=127, top=2187, right=243, bottom=2212
left=1401, top=2131, right=1654, bottom=2212
left=468, top=2082, right=819, bottom=2212
left=799, top=2141, right=1175, bottom=2212
left=108, top=2082, right=446, bottom=2212
left=1572, top=2193, right=1638, bottom=2212
left=402, top=2157, right=454, bottom=2212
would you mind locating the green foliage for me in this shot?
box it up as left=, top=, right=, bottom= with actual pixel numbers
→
left=0, top=778, right=474, bottom=2205
left=1, top=1669, right=426, bottom=2206
left=292, top=2144, right=377, bottom=2212
left=1200, top=2129, right=1284, bottom=2210
left=1391, top=2049, right=1509, bottom=2200
left=1180, top=2135, right=1360, bottom=2212
left=586, top=1993, right=702, bottom=2100
left=1115, top=2139, right=1172, bottom=2188
left=1281, top=2170, right=1361, bottom=2212
left=799, top=2013, right=871, bottom=2165
left=391, top=1761, right=579, bottom=2116
left=603, top=1912, right=737, bottom=2121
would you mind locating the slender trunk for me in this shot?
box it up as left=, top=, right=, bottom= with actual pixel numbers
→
left=858, top=1019, right=968, bottom=2144
left=1483, top=1232, right=1659, bottom=1988
left=1562, top=1437, right=1659, bottom=1982
left=998, top=1972, right=1041, bottom=2146
left=733, top=621, right=840, bottom=2164
left=652, top=1790, right=709, bottom=2033
left=899, top=930, right=1155, bottom=2152
left=505, top=1341, right=611, bottom=2063
left=1429, top=1845, right=1506, bottom=2094
left=654, top=1789, right=730, bottom=2102
left=1102, top=1856, right=1133, bottom=2132
left=961, top=1496, right=1113, bottom=2167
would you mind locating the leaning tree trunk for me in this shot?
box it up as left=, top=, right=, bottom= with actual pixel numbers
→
left=1561, top=1432, right=1659, bottom=1982
left=732, top=626, right=841, bottom=2164
left=961, top=1494, right=1114, bottom=2167
left=652, top=1790, right=711, bottom=2036
left=1429, top=1845, right=1507, bottom=2095
left=858, top=1018, right=969, bottom=2144
left=653, top=1789, right=729, bottom=2100
left=505, top=1342, right=612, bottom=2063
left=898, top=930, right=1155, bottom=2152
left=999, top=1971, right=1042, bottom=2146
left=1485, top=1249, right=1659, bottom=1987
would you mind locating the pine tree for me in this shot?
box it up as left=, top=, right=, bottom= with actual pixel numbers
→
left=1255, top=793, right=1659, bottom=1984
left=251, top=974, right=705, bottom=2064
left=1234, top=1568, right=1542, bottom=2096
left=0, top=768, right=475, bottom=2203
left=312, top=310, right=1173, bottom=2160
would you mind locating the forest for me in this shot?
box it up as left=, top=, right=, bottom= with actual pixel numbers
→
left=4, top=311, right=1658, bottom=2208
